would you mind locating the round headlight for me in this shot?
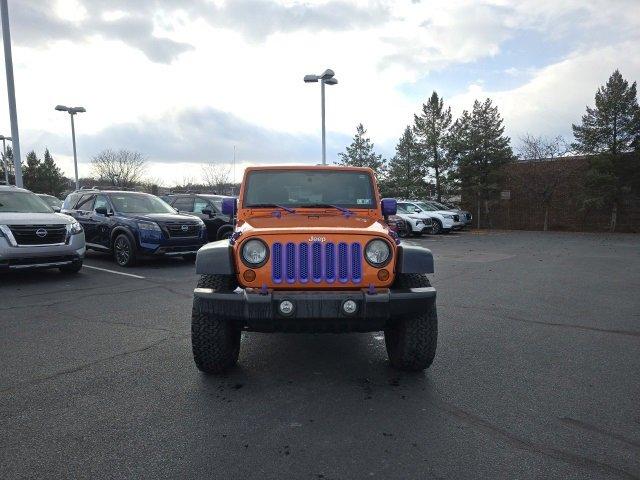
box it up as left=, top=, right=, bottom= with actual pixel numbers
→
left=365, top=239, right=391, bottom=267
left=241, top=239, right=268, bottom=266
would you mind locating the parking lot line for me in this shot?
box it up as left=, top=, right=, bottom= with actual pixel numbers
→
left=83, top=265, right=146, bottom=279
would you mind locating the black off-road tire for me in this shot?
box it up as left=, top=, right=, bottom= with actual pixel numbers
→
left=384, top=273, right=437, bottom=372
left=59, top=260, right=83, bottom=273
left=113, top=233, right=137, bottom=267
left=192, top=274, right=241, bottom=374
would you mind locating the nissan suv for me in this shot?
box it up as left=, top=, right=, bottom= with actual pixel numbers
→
left=0, top=185, right=85, bottom=272
left=162, top=193, right=234, bottom=241
left=62, top=189, right=207, bottom=267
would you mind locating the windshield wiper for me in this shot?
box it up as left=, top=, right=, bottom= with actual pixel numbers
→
left=303, top=203, right=354, bottom=215
left=247, top=203, right=296, bottom=213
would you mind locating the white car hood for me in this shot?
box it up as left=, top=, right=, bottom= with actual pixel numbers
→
left=0, top=212, right=74, bottom=225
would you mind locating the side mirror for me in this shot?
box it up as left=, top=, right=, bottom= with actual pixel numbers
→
left=95, top=206, right=108, bottom=216
left=201, top=208, right=213, bottom=217
left=52, top=206, right=61, bottom=213
left=221, top=197, right=237, bottom=216
left=381, top=198, right=397, bottom=216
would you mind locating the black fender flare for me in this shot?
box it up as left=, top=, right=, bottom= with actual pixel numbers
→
left=196, top=240, right=235, bottom=275
left=396, top=244, right=434, bottom=274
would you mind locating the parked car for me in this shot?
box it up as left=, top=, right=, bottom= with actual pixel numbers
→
left=394, top=204, right=433, bottom=236
left=191, top=165, right=438, bottom=373
left=62, top=188, right=207, bottom=267
left=36, top=194, right=63, bottom=211
left=398, top=200, right=463, bottom=234
left=427, top=200, right=472, bottom=227
left=0, top=185, right=85, bottom=272
left=385, top=214, right=411, bottom=238
left=162, top=193, right=235, bottom=240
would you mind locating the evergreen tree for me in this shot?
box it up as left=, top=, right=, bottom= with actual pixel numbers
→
left=23, top=150, right=43, bottom=192
left=337, top=124, right=386, bottom=181
left=384, top=126, right=426, bottom=198
left=413, top=91, right=452, bottom=201
left=449, top=98, right=513, bottom=228
left=572, top=70, right=640, bottom=231
left=572, top=69, right=640, bottom=155
left=39, top=149, right=68, bottom=196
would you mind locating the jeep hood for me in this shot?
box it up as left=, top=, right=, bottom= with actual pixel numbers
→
left=239, top=212, right=388, bottom=235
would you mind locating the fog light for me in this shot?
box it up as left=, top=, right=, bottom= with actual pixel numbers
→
left=377, top=269, right=390, bottom=281
left=279, top=300, right=294, bottom=316
left=342, top=299, right=357, bottom=315
left=243, top=269, right=256, bottom=282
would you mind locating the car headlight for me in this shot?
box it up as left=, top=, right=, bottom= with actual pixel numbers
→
left=365, top=239, right=391, bottom=267
left=68, top=220, right=83, bottom=235
left=241, top=238, right=268, bottom=266
left=137, top=221, right=161, bottom=232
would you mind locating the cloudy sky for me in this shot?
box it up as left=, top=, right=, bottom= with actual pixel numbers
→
left=1, top=0, right=639, bottom=184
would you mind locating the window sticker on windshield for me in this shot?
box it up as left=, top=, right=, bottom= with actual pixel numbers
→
left=357, top=199, right=371, bottom=205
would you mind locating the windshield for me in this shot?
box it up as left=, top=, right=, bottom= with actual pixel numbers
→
left=39, top=195, right=62, bottom=208
left=415, top=202, right=439, bottom=212
left=109, top=193, right=175, bottom=214
left=244, top=170, right=376, bottom=209
left=0, top=191, right=53, bottom=213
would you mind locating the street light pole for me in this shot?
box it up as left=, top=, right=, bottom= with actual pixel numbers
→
left=1, top=0, right=23, bottom=187
left=70, top=113, right=79, bottom=190
left=304, top=69, right=338, bottom=165
left=321, top=79, right=326, bottom=164
left=55, top=105, right=86, bottom=190
left=0, top=135, right=11, bottom=184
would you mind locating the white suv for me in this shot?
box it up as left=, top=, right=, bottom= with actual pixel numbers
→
left=395, top=203, right=433, bottom=236
left=398, top=200, right=463, bottom=234
left=0, top=185, right=85, bottom=272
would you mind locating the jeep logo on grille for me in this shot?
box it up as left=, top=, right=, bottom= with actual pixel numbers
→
left=181, top=225, right=189, bottom=232
left=308, top=236, right=326, bottom=242
left=35, top=228, right=48, bottom=238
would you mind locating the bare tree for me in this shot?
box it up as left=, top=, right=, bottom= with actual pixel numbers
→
left=516, top=135, right=572, bottom=231
left=91, top=149, right=147, bottom=188
left=202, top=162, right=231, bottom=193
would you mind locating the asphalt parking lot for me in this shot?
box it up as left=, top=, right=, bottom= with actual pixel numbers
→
left=1, top=230, right=639, bottom=480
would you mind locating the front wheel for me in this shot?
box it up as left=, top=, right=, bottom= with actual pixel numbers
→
left=431, top=220, right=442, bottom=235
left=384, top=273, right=437, bottom=372
left=59, top=260, right=83, bottom=273
left=192, top=274, right=241, bottom=374
left=183, top=253, right=197, bottom=262
left=113, top=233, right=137, bottom=267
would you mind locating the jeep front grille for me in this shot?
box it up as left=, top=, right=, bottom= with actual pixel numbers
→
left=272, top=241, right=362, bottom=284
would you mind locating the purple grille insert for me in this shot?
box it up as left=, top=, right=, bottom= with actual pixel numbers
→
left=299, top=243, right=309, bottom=282
left=286, top=242, right=296, bottom=283
left=325, top=243, right=335, bottom=283
left=312, top=242, right=322, bottom=282
left=338, top=242, right=348, bottom=283
left=351, top=243, right=362, bottom=283
left=272, top=242, right=282, bottom=283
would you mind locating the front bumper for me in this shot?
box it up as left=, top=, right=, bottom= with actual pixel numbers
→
left=139, top=237, right=206, bottom=256
left=193, top=286, right=436, bottom=333
left=0, top=233, right=85, bottom=271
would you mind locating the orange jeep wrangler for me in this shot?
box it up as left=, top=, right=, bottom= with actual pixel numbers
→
left=191, top=166, right=437, bottom=373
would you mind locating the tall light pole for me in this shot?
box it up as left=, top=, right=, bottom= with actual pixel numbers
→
left=55, top=105, right=86, bottom=190
left=0, top=134, right=11, bottom=184
left=304, top=69, right=338, bottom=165
left=1, top=0, right=23, bottom=187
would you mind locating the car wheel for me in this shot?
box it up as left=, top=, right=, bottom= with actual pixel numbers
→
left=398, top=229, right=410, bottom=238
left=431, top=220, right=442, bottom=235
left=113, top=233, right=137, bottom=267
left=183, top=254, right=197, bottom=262
left=217, top=228, right=233, bottom=240
left=59, top=260, right=83, bottom=273
left=384, top=273, right=437, bottom=372
left=192, top=274, right=241, bottom=374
